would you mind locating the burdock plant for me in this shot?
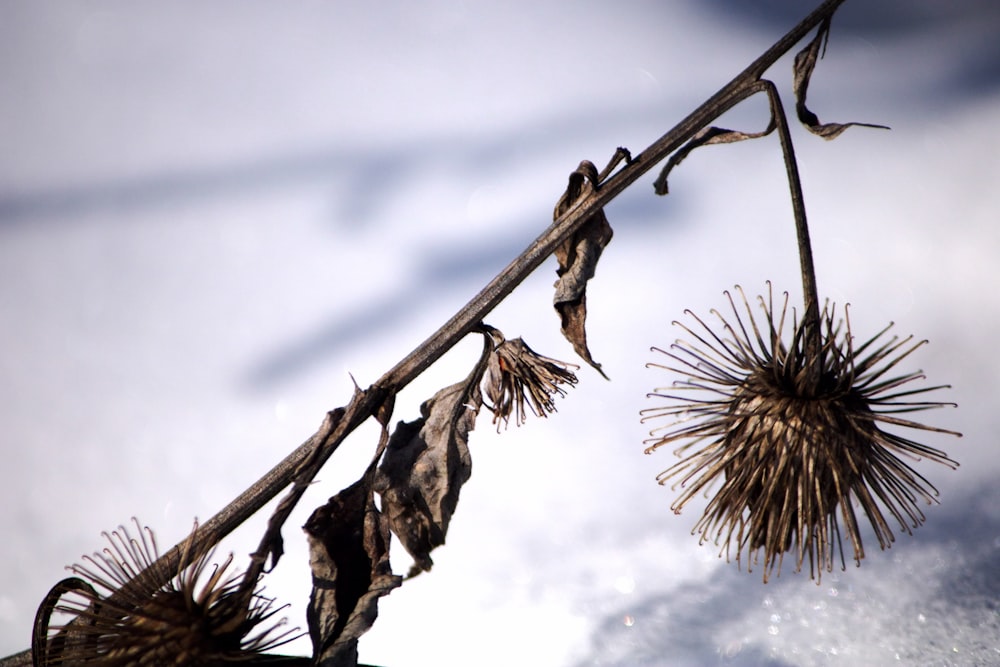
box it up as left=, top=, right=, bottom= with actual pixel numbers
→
left=32, top=520, right=296, bottom=666
left=641, top=21, right=960, bottom=581
left=643, top=286, right=959, bottom=581
left=7, top=1, right=962, bottom=665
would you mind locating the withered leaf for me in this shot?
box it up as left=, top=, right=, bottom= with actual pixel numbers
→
left=251, top=407, right=348, bottom=585
left=653, top=119, right=776, bottom=195
left=303, top=472, right=401, bottom=666
left=373, top=336, right=490, bottom=576
left=793, top=17, right=889, bottom=139
left=553, top=157, right=621, bottom=379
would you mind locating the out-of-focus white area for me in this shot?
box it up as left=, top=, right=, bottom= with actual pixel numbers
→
left=2, top=2, right=998, bottom=665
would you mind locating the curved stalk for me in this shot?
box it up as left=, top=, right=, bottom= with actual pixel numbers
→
left=759, top=80, right=824, bottom=375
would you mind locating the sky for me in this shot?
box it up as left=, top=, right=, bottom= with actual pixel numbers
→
left=2, top=1, right=999, bottom=665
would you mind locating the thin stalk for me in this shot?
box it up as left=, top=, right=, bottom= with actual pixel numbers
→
left=6, top=2, right=846, bottom=664
left=760, top=80, right=824, bottom=374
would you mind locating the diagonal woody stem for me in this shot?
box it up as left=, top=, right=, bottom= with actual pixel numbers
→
left=4, top=2, right=847, bottom=664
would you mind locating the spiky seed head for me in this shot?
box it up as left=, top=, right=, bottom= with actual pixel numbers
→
left=43, top=519, right=295, bottom=665
left=642, top=285, right=960, bottom=582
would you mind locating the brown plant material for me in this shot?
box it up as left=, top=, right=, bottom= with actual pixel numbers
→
left=642, top=286, right=960, bottom=582
left=245, top=407, right=349, bottom=590
left=654, top=116, right=776, bottom=195
left=552, top=148, right=630, bottom=379
left=484, top=334, right=579, bottom=430
left=1, top=15, right=856, bottom=659
left=11, top=2, right=939, bottom=664
left=374, top=335, right=491, bottom=576
left=654, top=15, right=889, bottom=196
left=304, top=469, right=401, bottom=665
left=793, top=17, right=890, bottom=139
left=33, top=520, right=294, bottom=666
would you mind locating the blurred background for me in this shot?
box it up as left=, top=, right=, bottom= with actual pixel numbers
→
left=2, top=1, right=998, bottom=665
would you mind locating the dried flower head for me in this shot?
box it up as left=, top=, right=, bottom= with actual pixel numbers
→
left=642, top=285, right=959, bottom=581
left=38, top=519, right=295, bottom=665
left=483, top=335, right=579, bottom=430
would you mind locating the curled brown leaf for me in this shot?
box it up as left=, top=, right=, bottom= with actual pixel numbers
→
left=303, top=472, right=400, bottom=666
left=654, top=117, right=776, bottom=195
left=793, top=17, right=889, bottom=139
left=552, top=148, right=629, bottom=379
left=373, top=335, right=490, bottom=577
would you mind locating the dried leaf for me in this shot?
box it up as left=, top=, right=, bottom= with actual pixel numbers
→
left=373, top=336, right=490, bottom=576
left=253, top=407, right=348, bottom=583
left=793, top=18, right=889, bottom=139
left=553, top=158, right=618, bottom=379
left=653, top=120, right=775, bottom=195
left=484, top=336, right=578, bottom=430
left=303, top=473, right=401, bottom=666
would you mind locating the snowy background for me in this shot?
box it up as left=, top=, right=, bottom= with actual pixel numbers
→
left=2, top=1, right=999, bottom=665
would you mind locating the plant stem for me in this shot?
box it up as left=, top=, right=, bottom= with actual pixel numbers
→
left=6, top=1, right=846, bottom=664
left=379, top=0, right=846, bottom=393
left=760, top=80, right=824, bottom=370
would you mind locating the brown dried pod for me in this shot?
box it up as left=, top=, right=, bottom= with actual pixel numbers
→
left=643, top=286, right=959, bottom=582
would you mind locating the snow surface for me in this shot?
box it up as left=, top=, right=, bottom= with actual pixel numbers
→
left=2, top=2, right=999, bottom=665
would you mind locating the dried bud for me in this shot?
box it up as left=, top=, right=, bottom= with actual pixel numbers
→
left=483, top=336, right=579, bottom=430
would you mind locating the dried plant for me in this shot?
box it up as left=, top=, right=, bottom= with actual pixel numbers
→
left=32, top=520, right=296, bottom=666
left=482, top=326, right=579, bottom=430
left=642, top=287, right=959, bottom=581
left=3, top=1, right=962, bottom=665
left=639, top=13, right=958, bottom=583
